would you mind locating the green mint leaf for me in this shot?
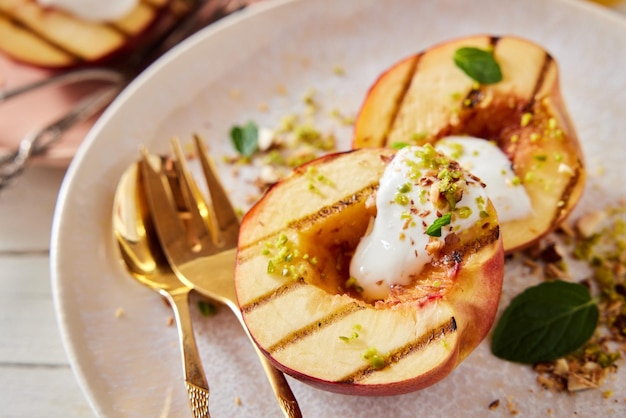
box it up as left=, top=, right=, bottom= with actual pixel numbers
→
left=491, top=280, right=598, bottom=364
left=230, top=121, right=259, bottom=157
left=425, top=213, right=452, bottom=237
left=454, top=47, right=503, bottom=85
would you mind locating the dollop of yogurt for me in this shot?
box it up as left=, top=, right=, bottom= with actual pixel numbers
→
left=435, top=136, right=533, bottom=223
left=38, top=0, right=138, bottom=21
left=349, top=145, right=489, bottom=301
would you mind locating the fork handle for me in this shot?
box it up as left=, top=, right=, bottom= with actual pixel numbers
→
left=166, top=290, right=211, bottom=418
left=231, top=308, right=302, bottom=418
left=252, top=344, right=303, bottom=418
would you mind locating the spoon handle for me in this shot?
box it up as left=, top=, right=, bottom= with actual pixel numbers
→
left=165, top=289, right=211, bottom=418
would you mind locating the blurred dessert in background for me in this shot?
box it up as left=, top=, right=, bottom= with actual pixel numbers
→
left=0, top=0, right=193, bottom=68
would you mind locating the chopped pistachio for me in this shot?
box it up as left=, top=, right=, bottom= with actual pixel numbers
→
left=362, top=347, right=387, bottom=369
left=521, top=112, right=533, bottom=127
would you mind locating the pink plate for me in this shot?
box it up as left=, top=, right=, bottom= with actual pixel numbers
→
left=0, top=53, right=105, bottom=168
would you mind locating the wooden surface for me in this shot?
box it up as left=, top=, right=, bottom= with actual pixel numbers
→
left=0, top=1, right=624, bottom=417
left=0, top=166, right=93, bottom=417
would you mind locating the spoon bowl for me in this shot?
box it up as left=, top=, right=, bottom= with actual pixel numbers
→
left=112, top=158, right=212, bottom=418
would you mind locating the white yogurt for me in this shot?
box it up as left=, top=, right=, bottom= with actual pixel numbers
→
left=435, top=136, right=533, bottom=223
left=38, top=0, right=138, bottom=21
left=349, top=145, right=489, bottom=301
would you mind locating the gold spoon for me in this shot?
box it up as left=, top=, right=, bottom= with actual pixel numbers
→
left=113, top=160, right=211, bottom=418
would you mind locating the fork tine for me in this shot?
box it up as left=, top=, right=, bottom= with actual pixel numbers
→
left=139, top=147, right=217, bottom=257
left=169, top=137, right=221, bottom=249
left=192, top=134, right=240, bottom=245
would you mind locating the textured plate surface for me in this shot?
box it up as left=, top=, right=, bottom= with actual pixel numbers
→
left=51, top=0, right=626, bottom=416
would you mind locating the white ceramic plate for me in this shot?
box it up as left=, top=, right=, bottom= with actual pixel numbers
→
left=51, top=0, right=626, bottom=416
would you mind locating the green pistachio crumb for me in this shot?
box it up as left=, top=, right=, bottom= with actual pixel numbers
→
left=548, top=117, right=557, bottom=130
left=198, top=300, right=218, bottom=317
left=394, top=193, right=410, bottom=206
left=362, top=348, right=387, bottom=369
left=457, top=206, right=473, bottom=219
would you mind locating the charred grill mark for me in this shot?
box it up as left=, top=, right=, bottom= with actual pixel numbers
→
left=0, top=11, right=84, bottom=62
left=382, top=55, right=422, bottom=145
left=266, top=302, right=365, bottom=353
left=287, top=184, right=379, bottom=231
left=461, top=37, right=500, bottom=110
left=525, top=53, right=553, bottom=112
left=552, top=161, right=583, bottom=225
left=339, top=317, right=457, bottom=383
left=0, top=0, right=160, bottom=62
left=240, top=277, right=307, bottom=313
left=238, top=184, right=379, bottom=253
left=462, top=88, right=483, bottom=109
left=438, top=224, right=499, bottom=266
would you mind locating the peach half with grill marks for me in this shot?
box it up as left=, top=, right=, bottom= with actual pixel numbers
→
left=0, top=0, right=178, bottom=68
left=352, top=35, right=585, bottom=253
left=234, top=147, right=504, bottom=395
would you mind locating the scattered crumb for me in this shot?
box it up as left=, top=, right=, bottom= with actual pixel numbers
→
left=183, top=141, right=196, bottom=158
left=166, top=316, right=174, bottom=327
left=505, top=395, right=519, bottom=415
left=276, top=84, right=287, bottom=96
left=523, top=205, right=626, bottom=394
left=229, top=89, right=242, bottom=100
left=222, top=86, right=345, bottom=203
left=257, top=102, right=269, bottom=112
left=115, top=308, right=124, bottom=318
left=197, top=300, right=218, bottom=317
left=488, top=399, right=500, bottom=410
left=332, top=65, right=345, bottom=76
left=234, top=396, right=242, bottom=406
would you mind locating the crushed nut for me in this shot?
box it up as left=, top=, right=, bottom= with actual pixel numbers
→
left=576, top=210, right=607, bottom=238
left=488, top=399, right=500, bottom=410
left=524, top=206, right=625, bottom=394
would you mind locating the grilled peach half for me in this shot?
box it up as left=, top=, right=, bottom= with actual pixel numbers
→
left=0, top=0, right=178, bottom=68
left=353, top=35, right=585, bottom=253
left=234, top=148, right=504, bottom=395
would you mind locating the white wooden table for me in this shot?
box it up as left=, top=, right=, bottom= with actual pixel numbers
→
left=0, top=166, right=93, bottom=417
left=1, top=2, right=624, bottom=417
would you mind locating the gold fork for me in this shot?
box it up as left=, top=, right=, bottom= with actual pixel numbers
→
left=140, top=135, right=303, bottom=418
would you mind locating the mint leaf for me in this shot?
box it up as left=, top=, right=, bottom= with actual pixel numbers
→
left=454, top=47, right=502, bottom=85
left=425, top=213, right=452, bottom=237
left=491, top=281, right=598, bottom=364
left=230, top=121, right=259, bottom=157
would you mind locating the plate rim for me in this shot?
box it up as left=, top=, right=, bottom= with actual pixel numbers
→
left=49, top=0, right=626, bottom=416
